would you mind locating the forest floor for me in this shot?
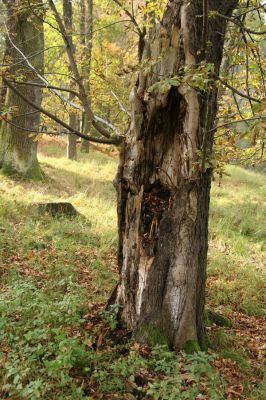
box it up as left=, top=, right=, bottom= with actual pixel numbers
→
left=0, top=139, right=265, bottom=400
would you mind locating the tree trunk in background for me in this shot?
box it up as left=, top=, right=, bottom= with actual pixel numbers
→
left=66, top=97, right=78, bottom=160
left=63, top=0, right=78, bottom=160
left=115, top=0, right=238, bottom=349
left=0, top=44, right=9, bottom=122
left=0, top=13, right=8, bottom=124
left=80, top=0, right=93, bottom=153
left=0, top=0, right=44, bottom=178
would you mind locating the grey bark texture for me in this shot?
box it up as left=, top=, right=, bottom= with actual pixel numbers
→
left=80, top=0, right=93, bottom=153
left=115, top=0, right=239, bottom=349
left=63, top=0, right=78, bottom=160
left=0, top=0, right=44, bottom=178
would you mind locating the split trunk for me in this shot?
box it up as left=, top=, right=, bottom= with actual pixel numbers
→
left=115, top=0, right=238, bottom=349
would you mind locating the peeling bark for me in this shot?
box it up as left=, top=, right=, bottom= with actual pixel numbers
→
left=115, top=0, right=239, bottom=349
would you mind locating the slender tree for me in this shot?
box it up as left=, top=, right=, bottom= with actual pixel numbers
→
left=80, top=0, right=93, bottom=153
left=0, top=0, right=44, bottom=178
left=114, top=0, right=239, bottom=350
left=63, top=0, right=78, bottom=160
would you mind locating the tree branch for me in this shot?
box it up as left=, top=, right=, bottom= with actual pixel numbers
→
left=211, top=115, right=266, bottom=133
left=111, top=91, right=131, bottom=117
left=7, top=80, right=80, bottom=98
left=237, top=4, right=266, bottom=18
left=4, top=117, right=120, bottom=144
left=216, top=12, right=266, bottom=35
left=3, top=78, right=123, bottom=145
left=217, top=76, right=261, bottom=103
left=111, top=0, right=143, bottom=37
left=3, top=80, right=123, bottom=136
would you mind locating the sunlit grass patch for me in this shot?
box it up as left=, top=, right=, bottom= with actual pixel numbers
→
left=208, top=166, right=265, bottom=317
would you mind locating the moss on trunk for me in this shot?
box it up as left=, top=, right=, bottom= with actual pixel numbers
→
left=0, top=0, right=44, bottom=178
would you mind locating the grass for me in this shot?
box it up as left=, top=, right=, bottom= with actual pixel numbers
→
left=0, top=139, right=265, bottom=399
left=208, top=165, right=265, bottom=317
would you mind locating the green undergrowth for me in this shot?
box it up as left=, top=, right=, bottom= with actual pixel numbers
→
left=90, top=343, right=224, bottom=400
left=0, top=141, right=265, bottom=399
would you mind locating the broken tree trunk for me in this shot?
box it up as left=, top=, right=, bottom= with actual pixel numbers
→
left=114, top=0, right=239, bottom=349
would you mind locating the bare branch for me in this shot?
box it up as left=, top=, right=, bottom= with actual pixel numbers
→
left=2, top=117, right=117, bottom=144
left=2, top=45, right=64, bottom=68
left=211, top=115, right=266, bottom=133
left=5, top=81, right=122, bottom=136
left=235, top=4, right=266, bottom=18
left=216, top=12, right=266, bottom=35
left=217, top=76, right=261, bottom=103
left=92, top=19, right=132, bottom=35
left=111, top=0, right=143, bottom=37
left=26, top=0, right=62, bottom=34
left=7, top=80, right=80, bottom=98
left=111, top=91, right=131, bottom=117
left=242, top=29, right=266, bottom=90
left=3, top=78, right=123, bottom=145
left=232, top=91, right=249, bottom=127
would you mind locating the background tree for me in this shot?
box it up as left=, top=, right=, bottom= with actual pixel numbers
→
left=0, top=0, right=44, bottom=178
left=63, top=0, right=78, bottom=160
left=80, top=0, right=93, bottom=153
left=0, top=0, right=7, bottom=116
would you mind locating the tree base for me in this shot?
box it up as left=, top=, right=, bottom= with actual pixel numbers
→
left=0, top=163, right=44, bottom=181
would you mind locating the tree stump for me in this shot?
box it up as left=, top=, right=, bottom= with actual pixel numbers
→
left=36, top=202, right=78, bottom=218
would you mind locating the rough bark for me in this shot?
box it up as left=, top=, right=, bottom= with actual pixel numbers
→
left=0, top=0, right=44, bottom=178
left=80, top=0, right=93, bottom=153
left=115, top=0, right=239, bottom=349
